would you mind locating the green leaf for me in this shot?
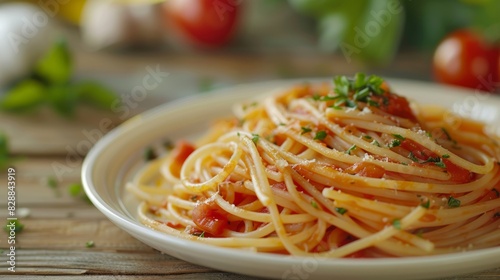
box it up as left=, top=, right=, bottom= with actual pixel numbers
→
left=73, top=81, right=118, bottom=110
left=301, top=127, right=312, bottom=135
left=34, top=39, right=72, bottom=84
left=0, top=133, right=10, bottom=168
left=288, top=0, right=343, bottom=18
left=47, top=84, right=78, bottom=117
left=4, top=219, right=24, bottom=234
left=144, top=146, right=157, bottom=161
left=392, top=219, right=401, bottom=230
left=388, top=139, right=401, bottom=148
left=338, top=0, right=404, bottom=65
left=447, top=196, right=461, bottom=208
left=345, top=144, right=357, bottom=155
left=335, top=207, right=348, bottom=215
left=252, top=134, right=260, bottom=143
left=354, top=72, right=366, bottom=89
left=85, top=240, right=95, bottom=248
left=314, top=130, right=328, bottom=140
left=0, top=133, right=8, bottom=160
left=0, top=80, right=46, bottom=112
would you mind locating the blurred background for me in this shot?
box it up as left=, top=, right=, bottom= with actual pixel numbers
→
left=1, top=0, right=500, bottom=167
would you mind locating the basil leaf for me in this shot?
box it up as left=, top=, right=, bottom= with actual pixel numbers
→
left=339, top=0, right=404, bottom=65
left=0, top=80, right=46, bottom=112
left=34, top=39, right=72, bottom=85
left=0, top=133, right=9, bottom=163
left=289, top=0, right=343, bottom=18
left=47, top=84, right=78, bottom=117
left=73, top=81, right=118, bottom=110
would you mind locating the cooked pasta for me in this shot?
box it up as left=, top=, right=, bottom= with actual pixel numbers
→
left=127, top=74, right=500, bottom=257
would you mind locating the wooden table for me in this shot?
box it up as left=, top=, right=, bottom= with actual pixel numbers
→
left=1, top=50, right=499, bottom=279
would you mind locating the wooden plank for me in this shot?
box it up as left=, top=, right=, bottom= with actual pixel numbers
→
left=0, top=157, right=84, bottom=206
left=0, top=218, right=151, bottom=251
left=0, top=205, right=103, bottom=219
left=0, top=249, right=213, bottom=275
left=0, top=106, right=122, bottom=156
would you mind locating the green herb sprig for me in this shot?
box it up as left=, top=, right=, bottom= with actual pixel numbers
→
left=0, top=39, right=118, bottom=117
left=326, top=73, right=386, bottom=108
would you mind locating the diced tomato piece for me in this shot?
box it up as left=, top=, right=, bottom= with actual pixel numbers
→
left=371, top=92, right=417, bottom=121
left=442, top=159, right=473, bottom=183
left=346, top=162, right=385, bottom=178
left=191, top=201, right=228, bottom=236
left=172, top=140, right=196, bottom=164
left=400, top=139, right=435, bottom=161
left=169, top=140, right=196, bottom=177
left=401, top=139, right=472, bottom=183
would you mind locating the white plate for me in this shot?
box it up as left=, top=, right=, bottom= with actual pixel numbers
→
left=82, top=79, right=500, bottom=280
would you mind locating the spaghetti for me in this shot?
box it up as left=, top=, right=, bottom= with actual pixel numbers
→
left=127, top=74, right=500, bottom=257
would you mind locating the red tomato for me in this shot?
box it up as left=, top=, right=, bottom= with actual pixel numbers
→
left=433, top=29, right=499, bottom=92
left=191, top=201, right=228, bottom=236
left=163, top=0, right=240, bottom=48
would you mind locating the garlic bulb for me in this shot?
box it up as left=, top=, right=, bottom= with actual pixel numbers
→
left=81, top=0, right=164, bottom=50
left=0, top=3, right=56, bottom=87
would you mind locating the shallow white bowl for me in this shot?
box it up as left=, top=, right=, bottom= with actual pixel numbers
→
left=82, top=79, right=500, bottom=280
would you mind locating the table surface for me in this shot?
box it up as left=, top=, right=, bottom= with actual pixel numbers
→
left=1, top=49, right=499, bottom=280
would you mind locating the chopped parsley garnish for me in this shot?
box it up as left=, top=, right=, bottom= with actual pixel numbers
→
left=363, top=135, right=372, bottom=140
left=392, top=219, right=402, bottom=230
left=434, top=161, right=446, bottom=168
left=447, top=196, right=461, bottom=208
left=371, top=140, right=381, bottom=147
left=4, top=219, right=24, bottom=233
left=408, top=152, right=418, bottom=162
left=346, top=145, right=357, bottom=155
left=47, top=176, right=58, bottom=189
left=311, top=201, right=319, bottom=209
left=68, top=183, right=91, bottom=204
left=314, top=130, right=327, bottom=141
left=442, top=154, right=450, bottom=159
left=85, top=240, right=95, bottom=248
left=316, top=73, right=386, bottom=109
left=46, top=176, right=61, bottom=197
left=335, top=207, right=348, bottom=215
left=388, top=139, right=401, bottom=148
left=420, top=200, right=430, bottom=209
left=393, top=134, right=405, bottom=141
left=367, top=99, right=380, bottom=107
left=144, top=147, right=157, bottom=161
left=163, top=140, right=174, bottom=150
left=301, top=127, right=312, bottom=135
left=420, top=156, right=447, bottom=168
left=251, top=134, right=260, bottom=143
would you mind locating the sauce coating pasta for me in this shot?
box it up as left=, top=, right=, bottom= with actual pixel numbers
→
left=128, top=74, right=500, bottom=257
